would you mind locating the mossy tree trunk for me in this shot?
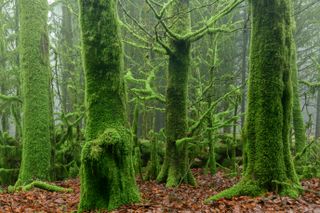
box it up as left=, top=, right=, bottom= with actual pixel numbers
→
left=156, top=0, right=196, bottom=187
left=315, top=87, right=320, bottom=139
left=206, top=35, right=218, bottom=175
left=60, top=2, right=74, bottom=114
left=290, top=1, right=306, bottom=159
left=291, top=42, right=306, bottom=161
left=209, top=0, right=300, bottom=201
left=78, top=0, right=140, bottom=211
left=240, top=5, right=249, bottom=128
left=15, top=0, right=51, bottom=186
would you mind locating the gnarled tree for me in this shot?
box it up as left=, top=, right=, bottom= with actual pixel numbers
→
left=142, top=0, right=242, bottom=187
left=78, top=0, right=140, bottom=211
left=155, top=0, right=195, bottom=187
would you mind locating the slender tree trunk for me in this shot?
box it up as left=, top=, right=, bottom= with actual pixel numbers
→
left=15, top=0, right=51, bottom=186
left=315, top=87, right=320, bottom=139
left=157, top=0, right=196, bottom=187
left=78, top=0, right=140, bottom=211
left=206, top=35, right=218, bottom=175
left=0, top=87, right=9, bottom=133
left=291, top=43, right=306, bottom=157
left=209, top=0, right=300, bottom=200
left=241, top=5, right=249, bottom=128
left=14, top=0, right=21, bottom=141
left=60, top=3, right=74, bottom=113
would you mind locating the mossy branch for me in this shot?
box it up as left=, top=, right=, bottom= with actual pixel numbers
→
left=145, top=0, right=183, bottom=41
left=189, top=23, right=242, bottom=42
left=176, top=137, right=195, bottom=147
left=294, top=139, right=316, bottom=161
left=125, top=67, right=166, bottom=103
left=0, top=94, right=22, bottom=103
left=154, top=23, right=174, bottom=55
left=189, top=86, right=242, bottom=136
left=299, top=80, right=320, bottom=88
left=122, top=40, right=166, bottom=54
left=10, top=181, right=72, bottom=193
left=184, top=0, right=243, bottom=41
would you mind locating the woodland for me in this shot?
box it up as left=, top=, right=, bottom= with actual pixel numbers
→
left=0, top=0, right=320, bottom=212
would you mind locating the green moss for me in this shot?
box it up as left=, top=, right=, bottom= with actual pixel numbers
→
left=78, top=0, right=140, bottom=211
left=209, top=0, right=300, bottom=201
left=16, top=0, right=51, bottom=186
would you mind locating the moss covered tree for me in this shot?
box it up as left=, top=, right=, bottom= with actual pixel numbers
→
left=142, top=0, right=242, bottom=187
left=290, top=7, right=306, bottom=162
left=209, top=0, right=300, bottom=200
left=291, top=42, right=307, bottom=161
left=156, top=0, right=196, bottom=187
left=78, top=0, right=140, bottom=211
left=15, top=0, right=51, bottom=186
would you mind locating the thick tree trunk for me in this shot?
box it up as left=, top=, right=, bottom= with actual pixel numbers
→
left=15, top=0, right=51, bottom=186
left=209, top=0, right=300, bottom=200
left=78, top=0, right=140, bottom=211
left=157, top=0, right=196, bottom=187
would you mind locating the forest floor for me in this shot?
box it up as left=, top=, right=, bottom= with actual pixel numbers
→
left=0, top=169, right=319, bottom=212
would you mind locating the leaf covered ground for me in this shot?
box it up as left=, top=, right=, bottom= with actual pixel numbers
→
left=0, top=169, right=319, bottom=212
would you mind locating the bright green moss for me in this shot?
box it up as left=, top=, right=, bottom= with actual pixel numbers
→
left=208, top=0, right=300, bottom=201
left=15, top=0, right=51, bottom=186
left=78, top=0, right=140, bottom=211
left=157, top=0, right=196, bottom=188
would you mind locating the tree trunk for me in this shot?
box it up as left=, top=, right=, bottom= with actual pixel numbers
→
left=156, top=0, right=196, bottom=187
left=240, top=5, right=249, bottom=128
left=60, top=2, right=74, bottom=113
left=291, top=42, right=306, bottom=158
left=209, top=0, right=300, bottom=200
left=15, top=0, right=51, bottom=186
left=315, top=87, right=320, bottom=139
left=78, top=0, right=140, bottom=211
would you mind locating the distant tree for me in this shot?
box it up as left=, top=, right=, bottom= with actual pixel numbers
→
left=78, top=0, right=140, bottom=211
left=209, top=0, right=300, bottom=200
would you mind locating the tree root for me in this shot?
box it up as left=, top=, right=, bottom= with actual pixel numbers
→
left=8, top=181, right=73, bottom=193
